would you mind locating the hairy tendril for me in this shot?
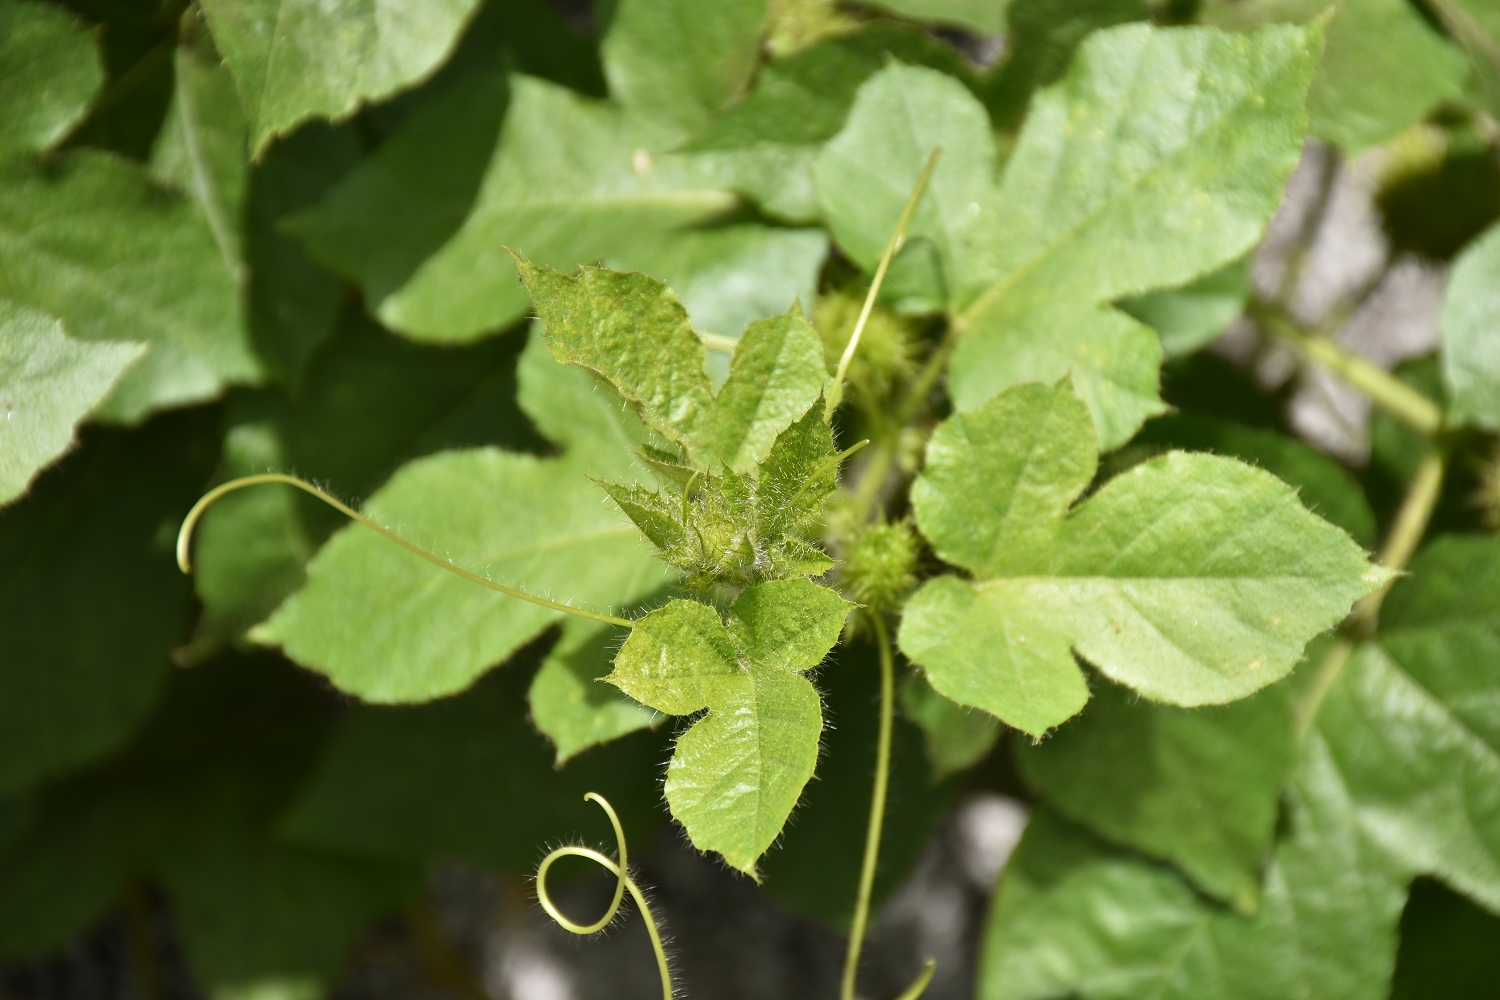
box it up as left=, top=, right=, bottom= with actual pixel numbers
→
left=536, top=793, right=673, bottom=1000
left=174, top=473, right=632, bottom=628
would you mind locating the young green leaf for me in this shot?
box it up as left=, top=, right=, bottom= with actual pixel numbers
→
left=898, top=380, right=1387, bottom=736
left=864, top=0, right=1009, bottom=33
left=0, top=0, right=102, bottom=158
left=900, top=672, right=1002, bottom=780
left=0, top=301, right=144, bottom=507
left=516, top=254, right=831, bottom=472
left=1016, top=677, right=1295, bottom=912
left=0, top=409, right=219, bottom=798
left=198, top=0, right=483, bottom=155
left=0, top=151, right=258, bottom=423
left=1441, top=221, right=1500, bottom=430
left=250, top=331, right=669, bottom=702
left=607, top=578, right=851, bottom=875
left=529, top=616, right=659, bottom=765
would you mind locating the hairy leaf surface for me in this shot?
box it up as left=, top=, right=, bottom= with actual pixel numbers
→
left=899, top=381, right=1385, bottom=736
left=608, top=579, right=850, bottom=874
left=0, top=302, right=144, bottom=506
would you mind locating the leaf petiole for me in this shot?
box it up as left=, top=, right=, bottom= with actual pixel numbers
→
left=176, top=473, right=633, bottom=629
left=827, top=147, right=942, bottom=417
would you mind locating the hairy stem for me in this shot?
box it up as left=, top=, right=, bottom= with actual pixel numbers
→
left=1251, top=302, right=1444, bottom=435
left=536, top=793, right=672, bottom=1000
left=1294, top=448, right=1446, bottom=734
left=176, top=473, right=633, bottom=628
left=828, top=148, right=942, bottom=416
left=842, top=613, right=898, bottom=1000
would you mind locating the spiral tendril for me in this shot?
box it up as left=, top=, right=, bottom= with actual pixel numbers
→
left=536, top=793, right=672, bottom=1000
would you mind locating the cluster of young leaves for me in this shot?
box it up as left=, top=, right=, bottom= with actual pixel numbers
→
left=4, top=0, right=1500, bottom=997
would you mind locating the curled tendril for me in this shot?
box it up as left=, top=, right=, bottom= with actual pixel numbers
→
left=175, top=473, right=631, bottom=628
left=537, top=793, right=673, bottom=1000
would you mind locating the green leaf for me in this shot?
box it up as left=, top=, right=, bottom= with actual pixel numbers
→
left=282, top=656, right=670, bottom=871
left=820, top=24, right=1319, bottom=448
left=687, top=22, right=975, bottom=222
left=251, top=332, right=669, bottom=702
left=900, top=672, right=1002, bottom=779
left=528, top=616, right=659, bottom=764
left=1016, top=676, right=1295, bottom=912
left=962, top=22, right=1319, bottom=449
left=517, top=255, right=830, bottom=471
left=607, top=578, right=851, bottom=874
left=761, top=643, right=960, bottom=927
left=815, top=63, right=999, bottom=314
left=980, top=0, right=1147, bottom=130
left=1312, top=0, right=1468, bottom=151
left=0, top=301, right=144, bottom=506
left=599, top=0, right=766, bottom=132
left=1378, top=536, right=1500, bottom=759
left=1441, top=220, right=1500, bottom=430
left=0, top=150, right=257, bottom=423
left=198, top=0, right=484, bottom=155
left=189, top=312, right=540, bottom=647
left=863, top=0, right=1010, bottom=34
left=898, top=381, right=1387, bottom=736
left=1120, top=412, right=1378, bottom=548
left=0, top=408, right=219, bottom=798
left=1117, top=257, right=1251, bottom=359
left=0, top=0, right=102, bottom=157
left=979, top=540, right=1500, bottom=999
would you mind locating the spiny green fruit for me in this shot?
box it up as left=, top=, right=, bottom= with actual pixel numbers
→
left=838, top=520, right=919, bottom=613
left=815, top=289, right=918, bottom=404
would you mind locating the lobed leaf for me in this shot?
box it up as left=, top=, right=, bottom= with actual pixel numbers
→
left=899, top=380, right=1387, bottom=736
left=818, top=23, right=1320, bottom=448
left=608, top=578, right=850, bottom=874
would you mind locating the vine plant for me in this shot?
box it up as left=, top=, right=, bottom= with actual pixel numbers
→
left=5, top=1, right=1500, bottom=999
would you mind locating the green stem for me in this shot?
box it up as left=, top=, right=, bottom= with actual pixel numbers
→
left=828, top=148, right=942, bottom=417
left=1294, top=448, right=1446, bottom=734
left=842, top=614, right=898, bottom=1000
left=1251, top=301, right=1444, bottom=436
left=177, top=473, right=632, bottom=628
